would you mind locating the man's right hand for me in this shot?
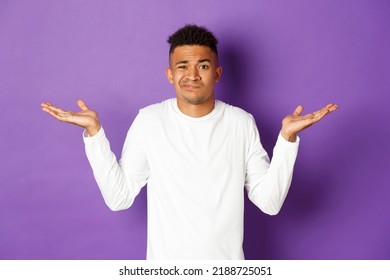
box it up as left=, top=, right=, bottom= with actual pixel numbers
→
left=41, top=100, right=101, bottom=136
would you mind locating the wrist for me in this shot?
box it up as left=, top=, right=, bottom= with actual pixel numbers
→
left=280, top=130, right=297, bottom=142
left=86, top=122, right=101, bottom=137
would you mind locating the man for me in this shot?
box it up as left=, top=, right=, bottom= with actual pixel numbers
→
left=41, top=25, right=338, bottom=259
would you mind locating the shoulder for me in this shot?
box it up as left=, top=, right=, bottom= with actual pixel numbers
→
left=218, top=101, right=256, bottom=125
left=137, top=99, right=173, bottom=119
left=140, top=99, right=172, bottom=113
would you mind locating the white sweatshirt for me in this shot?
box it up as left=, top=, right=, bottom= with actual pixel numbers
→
left=83, top=98, right=299, bottom=259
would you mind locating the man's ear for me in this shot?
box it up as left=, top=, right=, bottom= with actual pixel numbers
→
left=215, top=66, right=222, bottom=83
left=166, top=68, right=173, bottom=84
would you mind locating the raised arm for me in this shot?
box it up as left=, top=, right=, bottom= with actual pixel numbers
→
left=41, top=100, right=101, bottom=136
left=246, top=103, right=338, bottom=215
left=41, top=100, right=148, bottom=211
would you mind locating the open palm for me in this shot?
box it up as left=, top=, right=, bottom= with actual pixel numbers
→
left=41, top=100, right=101, bottom=136
left=281, top=103, right=338, bottom=142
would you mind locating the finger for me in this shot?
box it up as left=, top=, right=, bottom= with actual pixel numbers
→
left=77, top=99, right=89, bottom=111
left=325, top=103, right=334, bottom=109
left=41, top=105, right=58, bottom=115
left=308, top=107, right=335, bottom=123
left=41, top=106, right=52, bottom=114
left=317, top=104, right=338, bottom=117
left=310, top=104, right=333, bottom=116
left=322, top=103, right=336, bottom=112
left=43, top=107, right=75, bottom=122
left=321, top=103, right=338, bottom=112
left=42, top=106, right=65, bottom=120
left=41, top=102, right=72, bottom=117
left=41, top=102, right=63, bottom=114
left=44, top=103, right=67, bottom=114
left=40, top=102, right=52, bottom=108
left=327, top=104, right=338, bottom=112
left=292, top=105, right=304, bottom=116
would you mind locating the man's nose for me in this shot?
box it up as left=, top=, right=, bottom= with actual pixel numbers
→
left=187, top=67, right=200, bottom=80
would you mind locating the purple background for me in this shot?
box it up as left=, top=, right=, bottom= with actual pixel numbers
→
left=1, top=0, right=389, bottom=260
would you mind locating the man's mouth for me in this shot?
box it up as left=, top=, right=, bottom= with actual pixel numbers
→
left=182, top=83, right=201, bottom=89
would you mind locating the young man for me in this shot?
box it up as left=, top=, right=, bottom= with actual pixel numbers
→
left=41, top=25, right=338, bottom=259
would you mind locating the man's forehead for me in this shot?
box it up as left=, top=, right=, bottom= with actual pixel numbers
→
left=169, top=45, right=217, bottom=62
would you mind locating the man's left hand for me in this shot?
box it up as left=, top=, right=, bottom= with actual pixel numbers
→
left=280, top=103, right=338, bottom=142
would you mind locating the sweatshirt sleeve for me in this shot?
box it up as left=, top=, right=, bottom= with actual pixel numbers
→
left=83, top=113, right=149, bottom=211
left=244, top=115, right=299, bottom=215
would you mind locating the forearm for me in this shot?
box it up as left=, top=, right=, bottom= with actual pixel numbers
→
left=246, top=133, right=299, bottom=215
left=83, top=127, right=146, bottom=211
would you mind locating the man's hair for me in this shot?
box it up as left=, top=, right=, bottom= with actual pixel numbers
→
left=167, top=24, right=218, bottom=56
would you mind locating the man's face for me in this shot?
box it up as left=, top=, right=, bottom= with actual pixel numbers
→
left=166, top=45, right=222, bottom=106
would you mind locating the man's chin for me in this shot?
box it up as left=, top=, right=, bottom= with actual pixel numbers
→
left=176, top=91, right=214, bottom=105
left=178, top=95, right=207, bottom=105
left=184, top=98, right=205, bottom=105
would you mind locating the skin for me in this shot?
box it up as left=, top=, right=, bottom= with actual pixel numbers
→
left=280, top=103, right=338, bottom=142
left=41, top=99, right=101, bottom=137
left=41, top=45, right=338, bottom=140
left=166, top=45, right=222, bottom=118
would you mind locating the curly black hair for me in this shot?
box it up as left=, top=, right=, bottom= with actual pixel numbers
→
left=167, top=24, right=218, bottom=56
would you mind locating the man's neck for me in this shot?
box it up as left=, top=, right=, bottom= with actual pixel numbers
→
left=176, top=98, right=215, bottom=118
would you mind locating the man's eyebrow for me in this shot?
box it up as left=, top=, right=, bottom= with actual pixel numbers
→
left=175, top=58, right=211, bottom=65
left=198, top=59, right=211, bottom=63
left=175, top=60, right=188, bottom=65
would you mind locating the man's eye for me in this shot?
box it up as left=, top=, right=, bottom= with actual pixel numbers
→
left=199, top=65, right=209, bottom=69
left=178, top=65, right=187, bottom=69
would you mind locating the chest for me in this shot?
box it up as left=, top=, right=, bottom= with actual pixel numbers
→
left=149, top=117, right=246, bottom=169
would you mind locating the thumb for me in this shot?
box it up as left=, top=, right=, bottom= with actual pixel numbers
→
left=77, top=99, right=89, bottom=111
left=292, top=105, right=304, bottom=116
